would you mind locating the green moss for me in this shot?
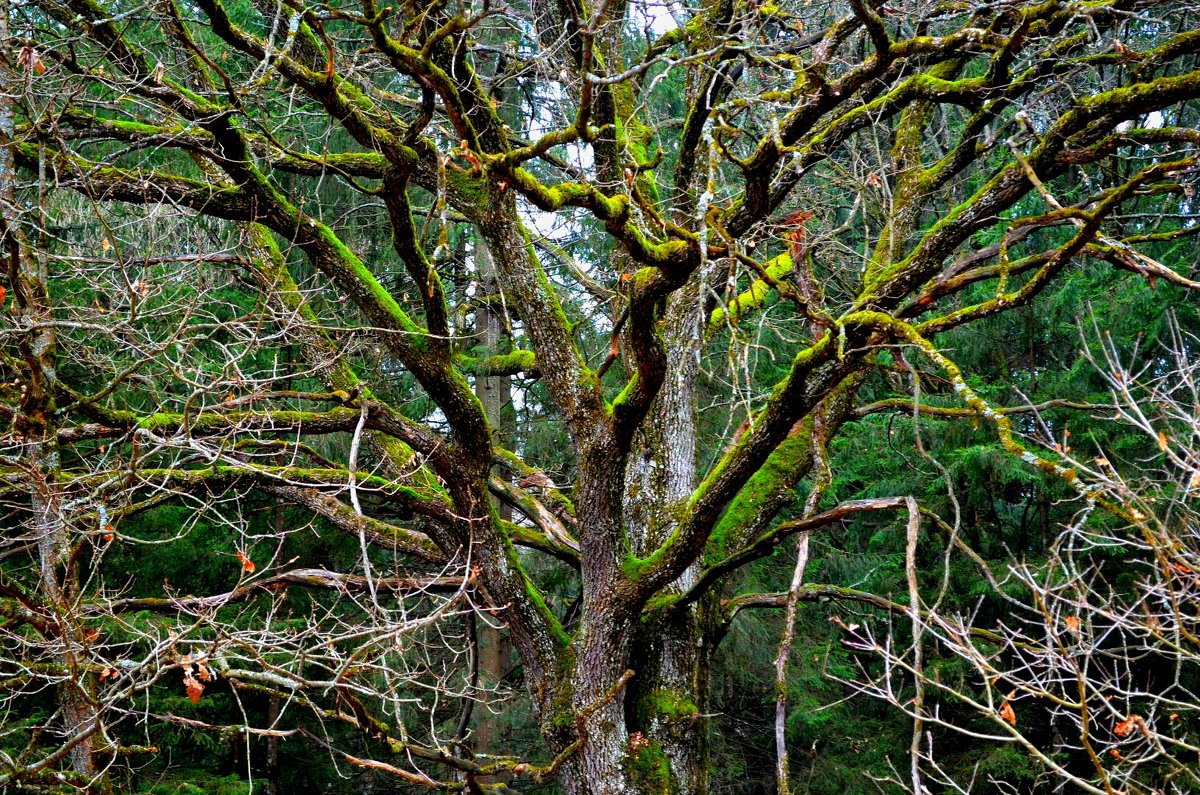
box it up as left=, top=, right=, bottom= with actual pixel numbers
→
left=545, top=646, right=578, bottom=735
left=642, top=592, right=679, bottom=618
left=515, top=564, right=571, bottom=648
left=625, top=737, right=673, bottom=794
left=640, top=689, right=698, bottom=725
left=707, top=251, right=793, bottom=331
left=705, top=418, right=814, bottom=564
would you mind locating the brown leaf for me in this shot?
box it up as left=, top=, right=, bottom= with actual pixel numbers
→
left=196, top=660, right=213, bottom=682
left=1064, top=615, right=1080, bottom=633
left=999, top=699, right=1016, bottom=726
left=184, top=672, right=204, bottom=704
left=1157, top=430, right=1169, bottom=451
left=18, top=47, right=45, bottom=76
left=236, top=550, right=255, bottom=574
left=1113, top=714, right=1140, bottom=738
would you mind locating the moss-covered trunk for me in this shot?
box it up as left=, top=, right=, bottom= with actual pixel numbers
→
left=620, top=285, right=712, bottom=794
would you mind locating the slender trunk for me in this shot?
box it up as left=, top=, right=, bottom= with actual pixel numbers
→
left=473, top=239, right=513, bottom=754
left=1, top=41, right=103, bottom=783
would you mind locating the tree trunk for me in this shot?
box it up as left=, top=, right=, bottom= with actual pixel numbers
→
left=1, top=39, right=103, bottom=783
left=473, top=238, right=514, bottom=755
left=622, top=287, right=710, bottom=794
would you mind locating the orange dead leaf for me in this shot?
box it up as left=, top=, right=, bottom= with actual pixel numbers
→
left=784, top=210, right=814, bottom=262
left=1064, top=615, right=1081, bottom=633
left=195, top=660, right=213, bottom=682
left=101, top=237, right=111, bottom=253
left=18, top=47, right=45, bottom=76
left=1157, top=430, right=1169, bottom=451
left=998, top=691, right=1017, bottom=730
left=1110, top=748, right=1123, bottom=760
left=236, top=550, right=256, bottom=574
left=460, top=140, right=482, bottom=174
left=1113, top=714, right=1141, bottom=738
left=183, top=671, right=204, bottom=704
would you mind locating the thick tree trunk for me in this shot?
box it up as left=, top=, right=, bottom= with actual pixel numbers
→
left=622, top=287, right=711, bottom=794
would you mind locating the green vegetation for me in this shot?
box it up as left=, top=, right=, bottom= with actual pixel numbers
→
left=2, top=0, right=1200, bottom=793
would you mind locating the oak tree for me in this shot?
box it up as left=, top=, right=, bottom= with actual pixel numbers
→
left=3, top=0, right=1200, bottom=792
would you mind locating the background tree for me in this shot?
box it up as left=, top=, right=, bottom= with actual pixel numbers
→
left=2, top=0, right=1200, bottom=793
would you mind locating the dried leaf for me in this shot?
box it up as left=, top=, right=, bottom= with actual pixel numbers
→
left=184, top=672, right=204, bottom=704
left=999, top=699, right=1016, bottom=726
left=1064, top=615, right=1080, bottom=633
left=1157, top=430, right=1169, bottom=451
left=236, top=550, right=255, bottom=574
left=1113, top=714, right=1141, bottom=738
left=101, top=237, right=111, bottom=253
left=18, top=47, right=45, bottom=76
left=196, top=660, right=213, bottom=682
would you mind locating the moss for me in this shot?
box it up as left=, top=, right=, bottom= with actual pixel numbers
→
left=707, top=251, right=793, bottom=331
left=625, top=736, right=673, bottom=794
left=704, top=418, right=814, bottom=565
left=545, top=646, right=577, bottom=736
left=638, top=688, right=699, bottom=727
left=513, top=561, right=571, bottom=649
left=642, top=592, right=679, bottom=619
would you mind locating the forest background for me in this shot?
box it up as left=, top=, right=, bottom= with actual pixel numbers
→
left=2, top=0, right=1200, bottom=792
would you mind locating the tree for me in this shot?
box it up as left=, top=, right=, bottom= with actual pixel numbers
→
left=839, top=313, right=1200, bottom=794
left=2, top=0, right=1200, bottom=792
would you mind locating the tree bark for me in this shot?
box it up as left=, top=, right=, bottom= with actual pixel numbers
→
left=622, top=285, right=710, bottom=794
left=1, top=37, right=103, bottom=784
left=473, top=238, right=514, bottom=756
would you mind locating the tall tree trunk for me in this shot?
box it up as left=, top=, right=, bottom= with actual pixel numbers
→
left=473, top=239, right=513, bottom=755
left=622, top=286, right=710, bottom=794
left=1, top=36, right=103, bottom=784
